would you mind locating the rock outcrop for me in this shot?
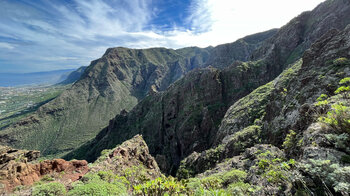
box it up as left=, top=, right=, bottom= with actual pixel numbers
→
left=0, top=146, right=88, bottom=193
left=89, top=135, right=161, bottom=184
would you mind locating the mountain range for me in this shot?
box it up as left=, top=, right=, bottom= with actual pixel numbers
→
left=0, top=0, right=350, bottom=195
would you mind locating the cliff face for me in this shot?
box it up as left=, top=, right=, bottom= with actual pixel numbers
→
left=252, top=0, right=350, bottom=74
left=65, top=0, right=350, bottom=175
left=179, top=25, right=350, bottom=195
left=0, top=30, right=276, bottom=157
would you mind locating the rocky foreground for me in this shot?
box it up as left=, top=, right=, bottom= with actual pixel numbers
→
left=0, top=135, right=163, bottom=195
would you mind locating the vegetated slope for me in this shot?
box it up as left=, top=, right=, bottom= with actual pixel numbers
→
left=58, top=66, right=87, bottom=85
left=179, top=25, right=350, bottom=195
left=0, top=85, right=68, bottom=130
left=65, top=0, right=350, bottom=174
left=0, top=30, right=276, bottom=157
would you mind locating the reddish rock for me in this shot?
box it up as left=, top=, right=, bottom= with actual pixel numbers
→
left=0, top=146, right=89, bottom=194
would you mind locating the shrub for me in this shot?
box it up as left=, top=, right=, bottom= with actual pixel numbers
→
left=228, top=182, right=259, bottom=196
left=318, top=103, right=350, bottom=133
left=339, top=77, right=350, bottom=85
left=317, top=94, right=328, bottom=101
left=185, top=178, right=234, bottom=196
left=335, top=86, right=350, bottom=94
left=315, top=94, right=329, bottom=110
left=70, top=171, right=128, bottom=196
left=334, top=182, right=350, bottom=195
left=324, top=133, right=349, bottom=151
left=300, top=159, right=350, bottom=194
left=200, top=176, right=224, bottom=190
left=133, top=176, right=186, bottom=196
left=221, top=169, right=247, bottom=186
left=198, top=169, right=247, bottom=191
left=32, top=182, right=66, bottom=196
left=181, top=169, right=248, bottom=195
left=335, top=77, right=350, bottom=96
left=123, top=165, right=149, bottom=184
left=68, top=180, right=127, bottom=196
left=255, top=151, right=296, bottom=185
left=258, top=159, right=269, bottom=171
left=333, top=57, right=349, bottom=66
left=40, top=175, right=55, bottom=182
left=282, top=130, right=296, bottom=150
left=176, top=166, right=193, bottom=179
left=282, top=130, right=302, bottom=156
left=265, top=170, right=286, bottom=183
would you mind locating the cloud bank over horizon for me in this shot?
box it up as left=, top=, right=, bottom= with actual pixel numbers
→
left=0, top=0, right=324, bottom=73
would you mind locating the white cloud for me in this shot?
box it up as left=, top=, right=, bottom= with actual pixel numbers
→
left=161, top=0, right=325, bottom=47
left=0, top=0, right=326, bottom=72
left=0, top=42, right=15, bottom=50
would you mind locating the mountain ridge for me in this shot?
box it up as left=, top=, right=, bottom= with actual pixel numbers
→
left=0, top=28, right=278, bottom=157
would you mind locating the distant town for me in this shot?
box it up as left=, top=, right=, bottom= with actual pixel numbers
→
left=0, top=85, right=68, bottom=129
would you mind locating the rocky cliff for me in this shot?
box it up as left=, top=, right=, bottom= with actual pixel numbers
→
left=178, top=24, right=350, bottom=195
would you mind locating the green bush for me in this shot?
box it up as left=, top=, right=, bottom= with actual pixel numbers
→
left=123, top=165, right=149, bottom=184
left=255, top=151, right=296, bottom=185
left=335, top=86, right=350, bottom=94
left=133, top=176, right=186, bottom=196
left=333, top=57, right=349, bottom=66
left=68, top=180, right=127, bottom=196
left=339, top=77, right=350, bottom=85
left=317, top=94, right=328, bottom=101
left=32, top=182, right=66, bottom=196
left=40, top=175, right=55, bottom=182
left=318, top=103, right=350, bottom=133
left=221, top=169, right=247, bottom=186
left=185, top=178, right=234, bottom=196
left=282, top=130, right=296, bottom=149
left=258, top=159, right=270, bottom=171
left=228, top=182, right=260, bottom=196
left=324, top=133, right=349, bottom=151
left=200, top=176, right=224, bottom=190
left=265, top=170, right=286, bottom=183
left=176, top=165, right=194, bottom=179
left=300, top=159, right=350, bottom=194
left=282, top=130, right=303, bottom=156
left=315, top=94, right=329, bottom=111
left=69, top=171, right=128, bottom=196
left=335, top=77, right=350, bottom=96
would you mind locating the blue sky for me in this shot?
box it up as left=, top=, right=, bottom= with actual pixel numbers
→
left=0, top=0, right=324, bottom=73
